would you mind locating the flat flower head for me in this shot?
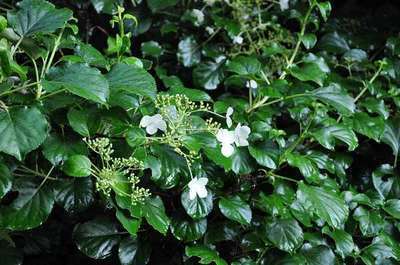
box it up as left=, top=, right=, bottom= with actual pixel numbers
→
left=226, top=106, right=234, bottom=128
left=139, top=114, right=167, bottom=135
left=188, top=177, right=208, bottom=200
left=234, top=124, right=251, bottom=147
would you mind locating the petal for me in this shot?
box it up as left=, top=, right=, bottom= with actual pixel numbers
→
left=189, top=189, right=197, bottom=200
left=226, top=117, right=232, bottom=128
left=146, top=125, right=158, bottom=135
left=226, top=107, right=234, bottom=116
left=139, top=115, right=151, bottom=127
left=196, top=187, right=208, bottom=198
left=197, top=177, right=208, bottom=186
left=221, top=144, right=234, bottom=157
left=157, top=120, right=167, bottom=132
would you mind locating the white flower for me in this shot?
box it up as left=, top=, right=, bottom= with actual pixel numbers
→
left=191, top=9, right=204, bottom=26
left=188, top=177, right=208, bottom=200
left=233, top=35, right=243, bottom=45
left=216, top=129, right=236, bottom=157
left=234, top=124, right=251, bottom=147
left=226, top=106, right=234, bottom=128
left=246, top=80, right=258, bottom=89
left=205, top=26, right=215, bottom=35
left=279, top=0, right=289, bottom=11
left=139, top=114, right=167, bottom=135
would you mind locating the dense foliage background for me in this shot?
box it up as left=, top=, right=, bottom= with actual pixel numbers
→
left=1, top=0, right=400, bottom=264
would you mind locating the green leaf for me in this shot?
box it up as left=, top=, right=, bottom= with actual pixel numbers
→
left=62, top=155, right=92, bottom=177
left=343, top=49, right=367, bottom=63
left=360, top=97, right=389, bottom=120
left=171, top=217, right=207, bottom=242
left=286, top=153, right=319, bottom=180
left=182, top=132, right=217, bottom=153
left=383, top=199, right=400, bottom=219
left=43, top=64, right=109, bottom=104
left=0, top=179, right=54, bottom=230
left=185, top=245, right=228, bottom=265
left=75, top=43, right=109, bottom=69
left=151, top=145, right=185, bottom=189
left=302, top=245, right=336, bottom=265
left=264, top=218, right=303, bottom=253
left=42, top=134, right=88, bottom=165
left=177, top=36, right=201, bottom=67
left=318, top=32, right=349, bottom=54
left=55, top=178, right=94, bottom=214
left=73, top=218, right=121, bottom=259
left=168, top=86, right=212, bottom=102
left=143, top=196, right=170, bottom=235
left=218, top=196, right=252, bottom=225
left=301, top=34, right=317, bottom=49
left=7, top=0, right=72, bottom=37
left=346, top=112, right=385, bottom=141
left=231, top=148, right=256, bottom=175
left=181, top=188, right=213, bottom=219
left=147, top=0, right=178, bottom=12
left=116, top=210, right=141, bottom=236
left=372, top=164, right=394, bottom=199
left=193, top=59, right=225, bottom=90
left=141, top=41, right=164, bottom=58
left=248, top=142, right=278, bottom=169
left=0, top=163, right=12, bottom=199
left=226, top=56, right=261, bottom=75
left=118, top=237, right=151, bottom=265
left=382, top=118, right=400, bottom=163
left=298, top=182, right=349, bottom=228
left=106, top=63, right=157, bottom=99
left=290, top=62, right=328, bottom=86
left=353, top=206, right=384, bottom=236
left=0, top=107, right=48, bottom=160
left=312, top=124, right=358, bottom=151
left=322, top=227, right=355, bottom=258
left=126, top=127, right=146, bottom=147
left=310, top=84, right=355, bottom=115
left=67, top=108, right=99, bottom=137
left=317, top=2, right=332, bottom=21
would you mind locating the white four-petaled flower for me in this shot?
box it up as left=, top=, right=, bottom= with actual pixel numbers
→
left=216, top=129, right=236, bottom=157
left=139, top=114, right=167, bottom=135
left=233, top=35, right=243, bottom=45
left=188, top=177, right=208, bottom=200
left=226, top=106, right=234, bottom=128
left=216, top=121, right=251, bottom=157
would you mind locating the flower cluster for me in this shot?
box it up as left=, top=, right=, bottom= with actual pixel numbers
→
left=85, top=138, right=150, bottom=205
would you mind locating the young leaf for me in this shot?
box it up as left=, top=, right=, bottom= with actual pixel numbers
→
left=62, top=155, right=92, bottom=177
